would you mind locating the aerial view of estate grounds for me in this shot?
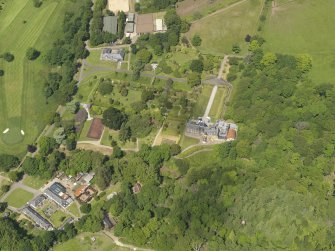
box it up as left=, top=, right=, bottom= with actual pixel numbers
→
left=0, top=0, right=335, bottom=250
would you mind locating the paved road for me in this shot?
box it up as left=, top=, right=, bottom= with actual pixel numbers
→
left=203, top=85, right=218, bottom=120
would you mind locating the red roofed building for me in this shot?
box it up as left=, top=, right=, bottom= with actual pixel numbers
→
left=226, top=128, right=237, bottom=141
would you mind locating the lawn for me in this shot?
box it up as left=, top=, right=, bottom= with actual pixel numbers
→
left=191, top=85, right=213, bottom=117
left=179, top=135, right=199, bottom=150
left=101, top=129, right=137, bottom=149
left=177, top=0, right=239, bottom=21
left=187, top=0, right=263, bottom=55
left=67, top=202, right=81, bottom=218
left=185, top=146, right=219, bottom=166
left=78, top=120, right=94, bottom=141
left=208, top=86, right=227, bottom=120
left=53, top=232, right=127, bottom=251
left=5, top=188, right=34, bottom=208
left=173, top=81, right=192, bottom=92
left=94, top=87, right=142, bottom=112
left=261, top=0, right=335, bottom=83
left=86, top=50, right=118, bottom=68
left=0, top=0, right=82, bottom=156
left=22, top=175, right=47, bottom=190
left=49, top=210, right=69, bottom=228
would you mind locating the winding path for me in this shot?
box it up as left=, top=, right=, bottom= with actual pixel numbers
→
left=103, top=231, right=153, bottom=251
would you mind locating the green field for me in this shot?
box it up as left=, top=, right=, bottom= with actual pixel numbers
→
left=86, top=50, right=119, bottom=68
left=4, top=188, right=34, bottom=208
left=49, top=210, right=69, bottom=228
left=0, top=0, right=80, bottom=156
left=261, top=0, right=335, bottom=83
left=187, top=0, right=263, bottom=55
left=179, top=135, right=199, bottom=149
left=191, top=85, right=213, bottom=117
left=22, top=175, right=47, bottom=189
left=208, top=86, right=227, bottom=120
left=68, top=202, right=81, bottom=218
left=53, top=232, right=127, bottom=251
left=177, top=0, right=239, bottom=21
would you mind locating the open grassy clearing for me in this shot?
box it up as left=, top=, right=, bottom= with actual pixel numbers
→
left=261, top=0, right=335, bottom=83
left=53, top=232, right=127, bottom=251
left=177, top=0, right=238, bottom=21
left=208, top=86, right=227, bottom=120
left=86, top=50, right=119, bottom=68
left=67, top=202, right=81, bottom=218
left=76, top=71, right=150, bottom=103
left=22, top=175, right=47, bottom=190
left=4, top=188, right=34, bottom=208
left=79, top=120, right=95, bottom=141
left=191, top=85, right=213, bottom=117
left=101, top=129, right=137, bottom=149
left=187, top=0, right=263, bottom=55
left=0, top=0, right=80, bottom=156
left=179, top=135, right=199, bottom=149
left=177, top=145, right=215, bottom=159
left=185, top=146, right=219, bottom=166
left=49, top=210, right=69, bottom=228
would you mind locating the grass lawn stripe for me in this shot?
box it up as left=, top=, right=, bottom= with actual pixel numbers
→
left=4, top=188, right=34, bottom=208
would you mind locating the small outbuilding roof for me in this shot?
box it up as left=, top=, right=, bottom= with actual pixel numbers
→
left=128, top=12, right=135, bottom=23
left=155, top=19, right=163, bottom=31
left=125, top=22, right=135, bottom=33
left=136, top=14, right=154, bottom=34
left=227, top=128, right=237, bottom=140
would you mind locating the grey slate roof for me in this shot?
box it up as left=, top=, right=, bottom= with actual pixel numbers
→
left=101, top=48, right=125, bottom=62
left=128, top=13, right=135, bottom=23
left=44, top=182, right=73, bottom=208
left=22, top=206, right=53, bottom=230
left=125, top=22, right=134, bottom=33
left=29, top=194, right=46, bottom=209
left=103, top=16, right=118, bottom=34
left=49, top=182, right=66, bottom=194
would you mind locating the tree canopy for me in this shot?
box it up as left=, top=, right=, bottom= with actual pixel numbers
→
left=102, top=107, right=127, bottom=130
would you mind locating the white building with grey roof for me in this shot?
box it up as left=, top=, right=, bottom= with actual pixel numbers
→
left=22, top=206, right=53, bottom=230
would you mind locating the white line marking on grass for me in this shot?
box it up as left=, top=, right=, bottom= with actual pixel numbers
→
left=3, top=128, right=9, bottom=134
left=21, top=130, right=25, bottom=135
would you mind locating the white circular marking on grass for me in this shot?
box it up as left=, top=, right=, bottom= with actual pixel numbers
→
left=21, top=130, right=25, bottom=135
left=3, top=128, right=9, bottom=134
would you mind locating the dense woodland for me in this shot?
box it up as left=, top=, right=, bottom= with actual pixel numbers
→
left=43, top=0, right=92, bottom=103
left=4, top=41, right=335, bottom=250
left=1, top=0, right=335, bottom=250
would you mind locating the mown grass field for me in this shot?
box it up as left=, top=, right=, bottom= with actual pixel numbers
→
left=67, top=202, right=81, bottom=218
left=4, top=188, right=34, bottom=208
left=0, top=0, right=80, bottom=156
left=22, top=175, right=47, bottom=189
left=187, top=0, right=263, bottom=55
left=176, top=0, right=238, bottom=21
left=208, top=86, right=227, bottom=120
left=261, top=0, right=335, bottom=83
left=192, top=85, right=213, bottom=117
left=53, top=232, right=127, bottom=251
